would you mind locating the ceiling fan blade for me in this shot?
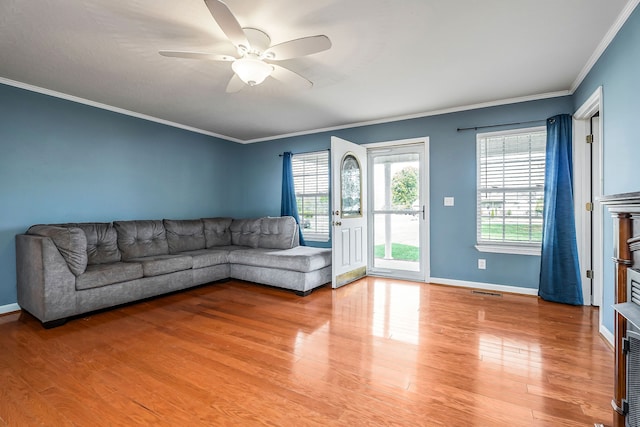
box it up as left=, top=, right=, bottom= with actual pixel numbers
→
left=159, top=50, right=235, bottom=61
left=264, top=35, right=331, bottom=61
left=270, top=65, right=313, bottom=90
left=226, top=74, right=245, bottom=93
left=204, top=0, right=249, bottom=50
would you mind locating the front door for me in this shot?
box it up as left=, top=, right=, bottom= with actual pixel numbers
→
left=331, top=136, right=367, bottom=288
left=367, top=142, right=427, bottom=281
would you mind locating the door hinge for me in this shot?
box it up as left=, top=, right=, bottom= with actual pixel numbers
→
left=585, top=202, right=593, bottom=211
left=586, top=269, right=593, bottom=279
left=623, top=336, right=630, bottom=354
left=586, top=134, right=594, bottom=144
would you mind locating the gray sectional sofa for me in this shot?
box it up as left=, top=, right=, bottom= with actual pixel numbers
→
left=16, top=216, right=331, bottom=328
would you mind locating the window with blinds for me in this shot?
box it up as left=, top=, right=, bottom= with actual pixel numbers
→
left=477, top=127, right=546, bottom=248
left=292, top=151, right=330, bottom=242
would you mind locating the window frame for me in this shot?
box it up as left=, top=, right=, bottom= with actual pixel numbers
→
left=475, top=126, right=546, bottom=256
left=292, top=150, right=330, bottom=242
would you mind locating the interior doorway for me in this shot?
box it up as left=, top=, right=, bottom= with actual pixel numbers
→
left=574, top=87, right=603, bottom=312
left=365, top=138, right=429, bottom=282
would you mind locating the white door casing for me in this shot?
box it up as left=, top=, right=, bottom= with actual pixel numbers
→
left=331, top=136, right=368, bottom=288
left=573, top=86, right=603, bottom=308
left=365, top=139, right=429, bottom=282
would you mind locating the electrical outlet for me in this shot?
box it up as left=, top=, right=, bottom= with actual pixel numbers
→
left=444, top=197, right=455, bottom=206
left=478, top=259, right=486, bottom=269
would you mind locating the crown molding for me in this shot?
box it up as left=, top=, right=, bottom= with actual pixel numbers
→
left=241, top=90, right=570, bottom=144
left=0, top=77, right=242, bottom=143
left=3, top=76, right=570, bottom=144
left=570, top=0, right=640, bottom=93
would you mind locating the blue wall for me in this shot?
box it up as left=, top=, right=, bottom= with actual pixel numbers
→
left=233, top=97, right=574, bottom=287
left=573, top=4, right=640, bottom=334
left=3, top=3, right=637, bottom=313
left=0, top=84, right=239, bottom=307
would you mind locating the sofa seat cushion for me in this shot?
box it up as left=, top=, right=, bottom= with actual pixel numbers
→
left=181, top=249, right=229, bottom=269
left=76, top=262, right=143, bottom=290
left=228, top=247, right=332, bottom=273
left=128, top=254, right=193, bottom=277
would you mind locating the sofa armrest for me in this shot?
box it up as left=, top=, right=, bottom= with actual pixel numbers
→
left=16, top=234, right=77, bottom=323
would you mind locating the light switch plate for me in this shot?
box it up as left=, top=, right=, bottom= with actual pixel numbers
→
left=478, top=259, right=486, bottom=269
left=444, top=197, right=454, bottom=206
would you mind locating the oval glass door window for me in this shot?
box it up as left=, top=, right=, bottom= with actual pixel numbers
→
left=341, top=153, right=362, bottom=217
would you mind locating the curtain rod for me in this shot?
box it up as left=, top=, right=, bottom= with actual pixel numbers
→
left=278, top=149, right=329, bottom=157
left=457, top=119, right=546, bottom=132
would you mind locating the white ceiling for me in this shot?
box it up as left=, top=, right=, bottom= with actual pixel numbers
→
left=0, top=0, right=633, bottom=142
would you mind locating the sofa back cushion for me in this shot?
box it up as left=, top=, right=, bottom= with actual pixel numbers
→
left=202, top=217, right=233, bottom=247
left=164, top=219, right=206, bottom=254
left=114, top=220, right=169, bottom=260
left=230, top=218, right=261, bottom=248
left=259, top=216, right=298, bottom=249
left=64, top=223, right=121, bottom=265
left=27, top=225, right=88, bottom=276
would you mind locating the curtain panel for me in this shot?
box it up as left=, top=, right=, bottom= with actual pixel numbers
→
left=281, top=152, right=306, bottom=246
left=538, top=114, right=583, bottom=305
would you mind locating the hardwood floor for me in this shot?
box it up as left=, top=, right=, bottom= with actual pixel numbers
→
left=0, top=278, right=613, bottom=426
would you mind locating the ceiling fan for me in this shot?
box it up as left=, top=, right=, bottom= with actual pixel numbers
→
left=159, top=0, right=332, bottom=93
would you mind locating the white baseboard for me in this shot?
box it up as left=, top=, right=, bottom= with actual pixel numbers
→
left=429, top=277, right=539, bottom=296
left=599, top=323, right=614, bottom=347
left=0, top=303, right=21, bottom=315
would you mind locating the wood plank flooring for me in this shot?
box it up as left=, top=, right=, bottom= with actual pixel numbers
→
left=0, top=278, right=613, bottom=426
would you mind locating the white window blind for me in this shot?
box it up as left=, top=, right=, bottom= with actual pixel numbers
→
left=292, top=151, right=330, bottom=242
left=477, top=127, right=546, bottom=247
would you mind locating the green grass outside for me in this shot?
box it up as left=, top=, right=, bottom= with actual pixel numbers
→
left=373, top=224, right=538, bottom=262
left=481, top=223, right=542, bottom=241
left=374, top=243, right=419, bottom=261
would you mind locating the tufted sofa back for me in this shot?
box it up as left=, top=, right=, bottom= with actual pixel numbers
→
left=163, top=219, right=206, bottom=254
left=114, top=220, right=169, bottom=260
left=64, top=223, right=121, bottom=265
left=258, top=216, right=298, bottom=249
left=26, top=216, right=301, bottom=273
left=202, top=217, right=233, bottom=247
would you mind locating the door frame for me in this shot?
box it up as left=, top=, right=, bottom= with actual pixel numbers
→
left=363, top=137, right=430, bottom=282
left=573, top=86, right=603, bottom=313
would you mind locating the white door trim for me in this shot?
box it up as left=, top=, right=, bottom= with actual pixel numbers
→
left=573, top=86, right=604, bottom=315
left=363, top=137, right=430, bottom=282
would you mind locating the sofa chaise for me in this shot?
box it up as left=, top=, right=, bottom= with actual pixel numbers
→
left=16, top=216, right=331, bottom=328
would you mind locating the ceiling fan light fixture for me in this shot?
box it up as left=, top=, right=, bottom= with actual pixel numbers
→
left=160, top=1, right=331, bottom=92
left=232, top=57, right=273, bottom=86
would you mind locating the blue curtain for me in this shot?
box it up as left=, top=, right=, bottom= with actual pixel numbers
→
left=538, top=114, right=583, bottom=305
left=281, top=152, right=306, bottom=246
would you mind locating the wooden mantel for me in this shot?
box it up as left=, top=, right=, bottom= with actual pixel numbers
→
left=600, top=191, right=640, bottom=427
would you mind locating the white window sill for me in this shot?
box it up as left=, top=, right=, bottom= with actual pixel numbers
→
left=475, top=244, right=541, bottom=256
left=302, top=235, right=330, bottom=243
